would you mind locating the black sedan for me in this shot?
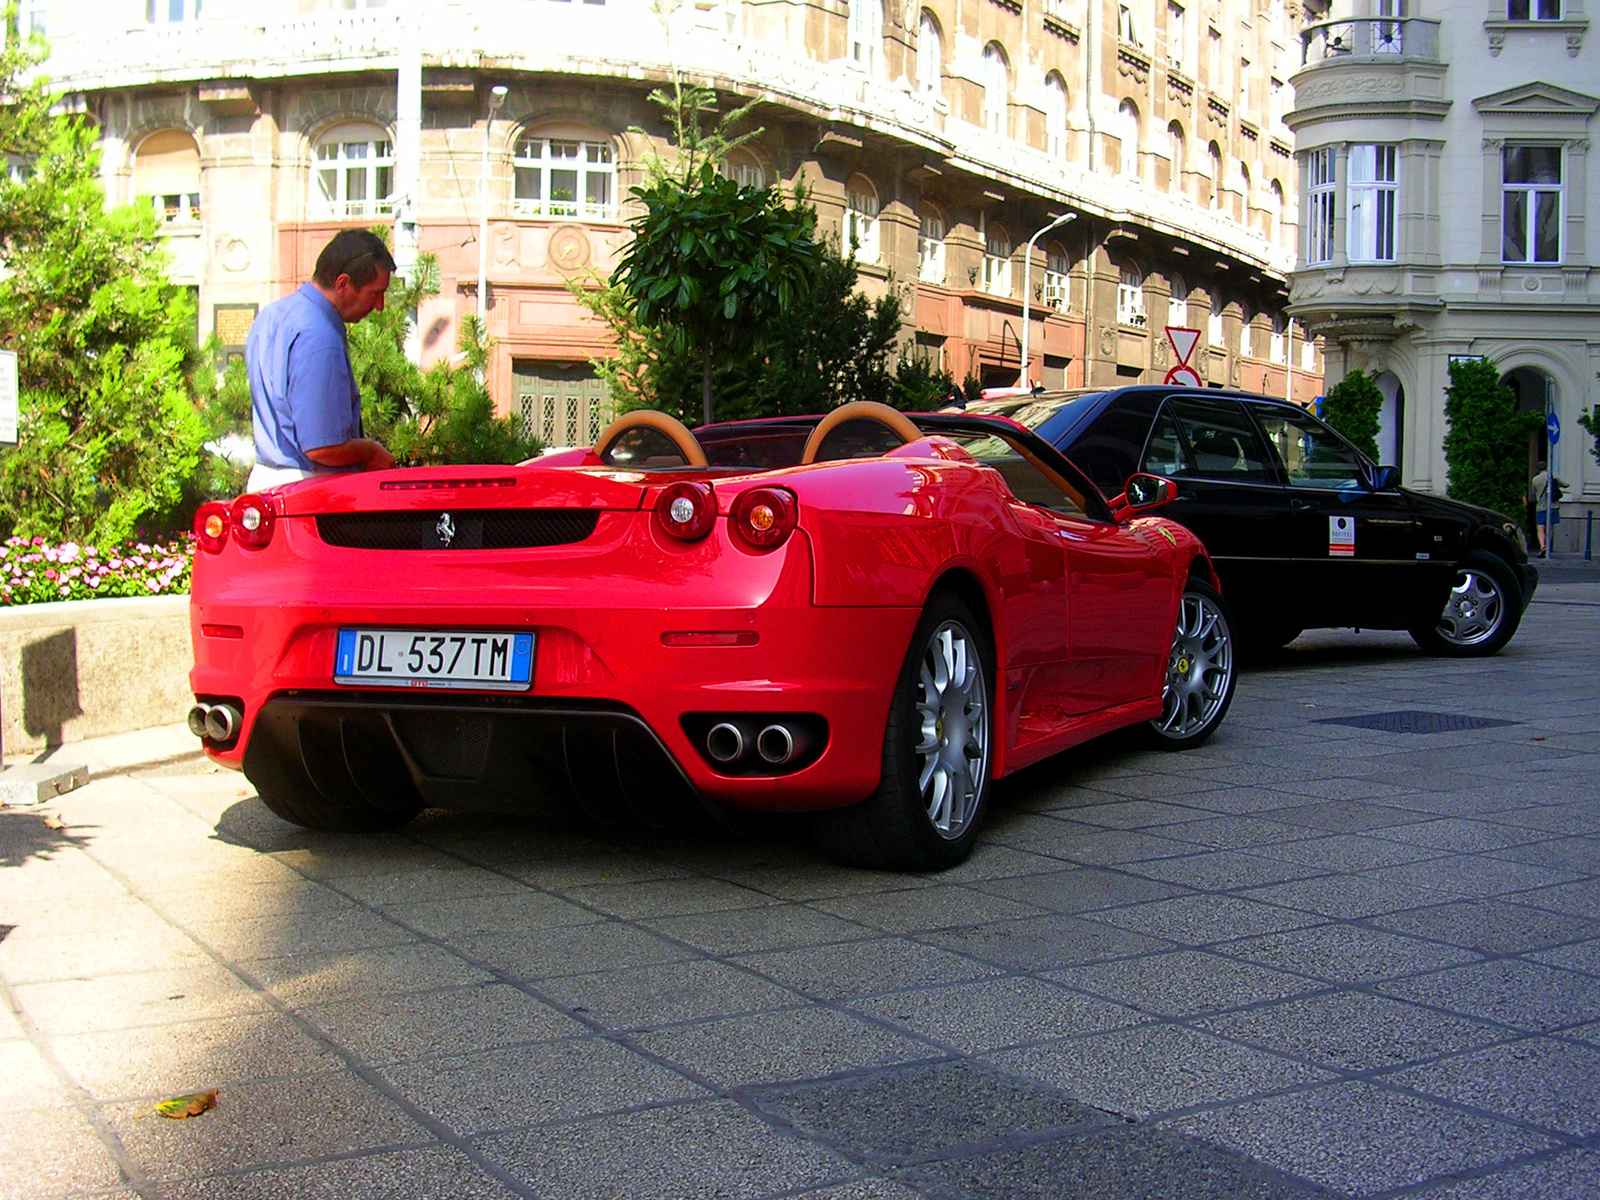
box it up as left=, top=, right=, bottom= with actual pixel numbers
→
left=974, top=386, right=1537, bottom=656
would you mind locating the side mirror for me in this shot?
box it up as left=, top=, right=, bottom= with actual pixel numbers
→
left=1369, top=465, right=1401, bottom=491
left=1112, top=473, right=1177, bottom=517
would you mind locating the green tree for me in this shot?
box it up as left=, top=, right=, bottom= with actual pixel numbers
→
left=1321, top=369, right=1383, bottom=461
left=613, top=163, right=816, bottom=424
left=1578, top=402, right=1600, bottom=469
left=0, top=119, right=206, bottom=544
left=1442, top=357, right=1543, bottom=522
left=574, top=236, right=952, bottom=423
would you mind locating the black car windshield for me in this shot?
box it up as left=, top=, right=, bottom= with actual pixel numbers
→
left=979, top=392, right=1109, bottom=443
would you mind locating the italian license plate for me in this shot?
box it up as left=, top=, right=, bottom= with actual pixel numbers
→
left=334, top=629, right=534, bottom=691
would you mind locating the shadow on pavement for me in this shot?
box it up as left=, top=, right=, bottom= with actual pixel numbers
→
left=0, top=809, right=89, bottom=868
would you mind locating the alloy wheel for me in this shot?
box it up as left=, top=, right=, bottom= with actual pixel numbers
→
left=913, top=622, right=990, bottom=839
left=1155, top=591, right=1234, bottom=739
left=1435, top=568, right=1505, bottom=647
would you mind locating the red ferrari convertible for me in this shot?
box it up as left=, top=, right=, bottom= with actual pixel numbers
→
left=188, top=402, right=1236, bottom=870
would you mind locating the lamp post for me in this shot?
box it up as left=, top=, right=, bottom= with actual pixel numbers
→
left=1018, top=211, right=1076, bottom=388
left=477, top=84, right=508, bottom=330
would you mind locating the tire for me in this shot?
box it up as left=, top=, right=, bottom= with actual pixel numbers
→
left=1144, top=579, right=1237, bottom=750
left=1409, top=550, right=1524, bottom=658
left=812, top=593, right=994, bottom=871
left=256, top=785, right=423, bottom=833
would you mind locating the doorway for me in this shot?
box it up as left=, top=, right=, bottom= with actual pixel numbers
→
left=512, top=361, right=613, bottom=450
left=1374, top=371, right=1403, bottom=468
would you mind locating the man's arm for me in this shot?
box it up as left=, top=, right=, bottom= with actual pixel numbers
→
left=306, top=438, right=396, bottom=470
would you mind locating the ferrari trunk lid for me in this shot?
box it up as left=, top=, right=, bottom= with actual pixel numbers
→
left=269, top=464, right=653, bottom=516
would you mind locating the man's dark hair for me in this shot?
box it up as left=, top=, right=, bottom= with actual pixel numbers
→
left=312, top=229, right=397, bottom=289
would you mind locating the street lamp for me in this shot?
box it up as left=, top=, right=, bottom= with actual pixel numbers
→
left=1018, top=211, right=1076, bottom=388
left=477, top=84, right=509, bottom=329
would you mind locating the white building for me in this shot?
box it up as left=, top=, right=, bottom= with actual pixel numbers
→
left=1286, top=0, right=1597, bottom=544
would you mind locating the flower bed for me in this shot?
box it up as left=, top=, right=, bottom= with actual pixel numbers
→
left=1, top=535, right=193, bottom=606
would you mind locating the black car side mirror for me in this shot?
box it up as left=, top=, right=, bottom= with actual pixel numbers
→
left=1369, top=465, right=1401, bottom=491
left=1111, top=473, right=1177, bottom=517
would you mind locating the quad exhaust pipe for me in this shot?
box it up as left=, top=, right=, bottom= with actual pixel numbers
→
left=188, top=702, right=242, bottom=743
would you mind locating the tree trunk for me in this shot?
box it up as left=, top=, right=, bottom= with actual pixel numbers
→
left=701, top=346, right=714, bottom=426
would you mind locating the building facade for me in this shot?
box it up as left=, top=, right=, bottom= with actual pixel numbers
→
left=37, top=0, right=1320, bottom=445
left=1286, top=0, right=1597, bottom=545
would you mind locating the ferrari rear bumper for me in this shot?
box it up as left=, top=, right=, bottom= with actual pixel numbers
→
left=243, top=692, right=706, bottom=826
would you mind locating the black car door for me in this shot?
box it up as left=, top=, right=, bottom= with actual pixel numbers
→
left=1151, top=394, right=1297, bottom=630
left=1243, top=401, right=1433, bottom=629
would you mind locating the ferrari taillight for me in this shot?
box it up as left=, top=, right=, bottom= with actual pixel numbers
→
left=730, top=487, right=797, bottom=549
left=229, top=494, right=276, bottom=549
left=654, top=481, right=716, bottom=541
left=194, top=502, right=230, bottom=554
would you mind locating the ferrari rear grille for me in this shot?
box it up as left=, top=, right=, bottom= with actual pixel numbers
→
left=315, top=509, right=601, bottom=551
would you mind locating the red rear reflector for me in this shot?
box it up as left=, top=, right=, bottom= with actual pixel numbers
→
left=660, top=631, right=760, bottom=647
left=201, top=624, right=245, bottom=639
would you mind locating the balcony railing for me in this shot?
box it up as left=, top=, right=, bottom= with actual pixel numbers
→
left=1300, top=17, right=1440, bottom=65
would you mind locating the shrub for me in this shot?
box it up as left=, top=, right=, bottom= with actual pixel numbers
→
left=1, top=535, right=193, bottom=606
left=1441, top=358, right=1543, bottom=522
left=1321, top=369, right=1382, bottom=462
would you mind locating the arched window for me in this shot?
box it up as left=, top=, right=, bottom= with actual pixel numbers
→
left=983, top=222, right=1012, bottom=295
left=918, top=204, right=946, bottom=283
left=1043, top=241, right=1071, bottom=309
left=1044, top=73, right=1069, bottom=159
left=917, top=11, right=942, bottom=97
left=147, top=0, right=201, bottom=23
left=1117, top=100, right=1140, bottom=178
left=1117, top=261, right=1145, bottom=326
left=133, top=129, right=201, bottom=224
left=1239, top=161, right=1252, bottom=212
left=1207, top=141, right=1223, bottom=209
left=1269, top=178, right=1286, bottom=243
left=848, top=0, right=882, bottom=73
left=845, top=174, right=880, bottom=264
left=1239, top=302, right=1256, bottom=357
left=983, top=43, right=1009, bottom=137
left=314, top=122, right=393, bottom=219
left=1167, top=273, right=1188, bottom=329
left=1167, top=120, right=1186, bottom=193
left=514, top=129, right=616, bottom=221
left=1208, top=290, right=1225, bottom=344
left=722, top=147, right=769, bottom=189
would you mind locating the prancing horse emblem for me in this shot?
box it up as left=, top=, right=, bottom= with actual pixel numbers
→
left=435, top=512, right=456, bottom=548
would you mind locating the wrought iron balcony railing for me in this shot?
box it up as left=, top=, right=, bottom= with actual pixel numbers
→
left=1300, top=17, right=1441, bottom=65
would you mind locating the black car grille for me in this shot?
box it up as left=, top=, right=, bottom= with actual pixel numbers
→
left=316, top=509, right=601, bottom=551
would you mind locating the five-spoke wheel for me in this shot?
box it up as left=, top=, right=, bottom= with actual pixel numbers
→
left=1146, top=579, right=1237, bottom=749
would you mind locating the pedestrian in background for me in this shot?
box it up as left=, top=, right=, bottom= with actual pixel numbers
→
left=246, top=228, right=398, bottom=490
left=1529, top=459, right=1568, bottom=557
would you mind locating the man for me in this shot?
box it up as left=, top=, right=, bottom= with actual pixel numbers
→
left=1529, top=459, right=1568, bottom=558
left=246, top=229, right=398, bottom=490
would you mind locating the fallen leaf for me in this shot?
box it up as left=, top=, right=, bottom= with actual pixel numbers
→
left=43, top=815, right=66, bottom=830
left=236, top=790, right=248, bottom=798
left=140, top=1090, right=217, bottom=1120
left=1531, top=736, right=1547, bottom=742
left=203, top=766, right=220, bottom=774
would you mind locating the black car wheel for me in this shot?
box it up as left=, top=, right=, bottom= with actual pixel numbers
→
left=1409, top=550, right=1524, bottom=657
left=1144, top=579, right=1237, bottom=750
left=813, top=593, right=993, bottom=871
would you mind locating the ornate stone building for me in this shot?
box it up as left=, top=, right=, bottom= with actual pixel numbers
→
left=38, top=0, right=1318, bottom=442
left=1287, top=0, right=1597, bottom=541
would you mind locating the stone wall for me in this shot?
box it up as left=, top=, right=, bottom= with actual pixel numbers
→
left=0, top=596, right=192, bottom=756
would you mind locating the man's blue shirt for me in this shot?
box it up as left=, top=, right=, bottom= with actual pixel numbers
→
left=247, top=283, right=361, bottom=472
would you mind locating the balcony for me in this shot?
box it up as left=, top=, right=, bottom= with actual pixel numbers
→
left=1300, top=17, right=1440, bottom=66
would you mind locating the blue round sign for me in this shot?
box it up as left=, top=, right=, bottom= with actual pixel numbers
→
left=1547, top=411, right=1561, bottom=446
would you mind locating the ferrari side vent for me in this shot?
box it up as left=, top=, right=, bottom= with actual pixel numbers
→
left=316, top=509, right=601, bottom=551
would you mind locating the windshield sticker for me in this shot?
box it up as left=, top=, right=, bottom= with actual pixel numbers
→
left=1329, top=514, right=1356, bottom=557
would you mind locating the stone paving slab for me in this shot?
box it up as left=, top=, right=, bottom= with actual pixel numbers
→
left=1, top=580, right=1597, bottom=1197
